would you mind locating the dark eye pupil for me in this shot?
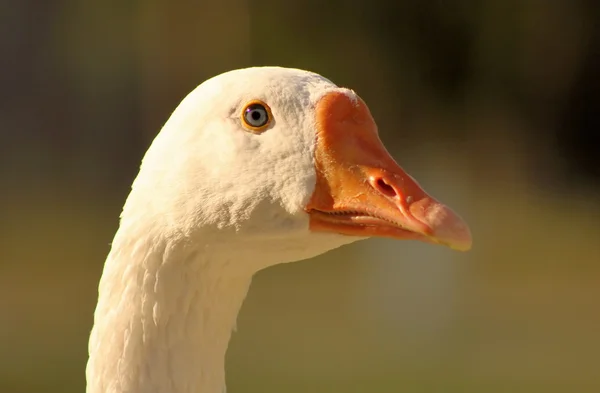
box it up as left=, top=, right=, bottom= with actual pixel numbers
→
left=251, top=111, right=261, bottom=121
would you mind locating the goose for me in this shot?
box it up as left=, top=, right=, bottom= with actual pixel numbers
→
left=86, top=66, right=472, bottom=393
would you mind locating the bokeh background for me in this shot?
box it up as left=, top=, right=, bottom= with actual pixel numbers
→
left=1, top=1, right=599, bottom=392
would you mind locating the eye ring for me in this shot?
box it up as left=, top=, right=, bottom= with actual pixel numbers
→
left=241, top=100, right=272, bottom=133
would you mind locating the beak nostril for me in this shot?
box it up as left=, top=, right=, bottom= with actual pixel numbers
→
left=375, top=178, right=397, bottom=198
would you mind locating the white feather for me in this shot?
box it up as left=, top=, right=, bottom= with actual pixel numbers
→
left=86, top=67, right=361, bottom=393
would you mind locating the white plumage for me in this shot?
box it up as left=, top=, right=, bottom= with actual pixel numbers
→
left=86, top=66, right=470, bottom=393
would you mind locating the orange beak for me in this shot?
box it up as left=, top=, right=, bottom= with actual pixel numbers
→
left=306, top=91, right=472, bottom=251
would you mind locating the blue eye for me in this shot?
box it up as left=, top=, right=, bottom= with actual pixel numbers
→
left=242, top=101, right=271, bottom=130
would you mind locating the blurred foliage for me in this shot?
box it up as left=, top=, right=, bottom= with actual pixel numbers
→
left=0, top=1, right=599, bottom=392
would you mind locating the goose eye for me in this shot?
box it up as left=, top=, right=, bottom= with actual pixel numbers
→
left=241, top=100, right=272, bottom=132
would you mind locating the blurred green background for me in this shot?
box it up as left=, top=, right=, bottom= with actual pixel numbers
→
left=1, top=1, right=599, bottom=392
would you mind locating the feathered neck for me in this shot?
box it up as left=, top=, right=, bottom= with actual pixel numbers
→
left=86, top=224, right=253, bottom=393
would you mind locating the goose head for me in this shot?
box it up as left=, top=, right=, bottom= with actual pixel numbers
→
left=87, top=67, right=473, bottom=393
left=123, top=66, right=471, bottom=270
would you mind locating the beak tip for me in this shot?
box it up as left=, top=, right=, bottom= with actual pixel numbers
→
left=445, top=227, right=472, bottom=252
left=428, top=209, right=472, bottom=252
left=449, top=239, right=472, bottom=252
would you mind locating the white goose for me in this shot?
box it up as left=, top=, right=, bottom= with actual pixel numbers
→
left=86, top=66, right=471, bottom=393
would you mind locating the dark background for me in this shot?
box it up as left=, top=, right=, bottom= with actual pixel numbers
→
left=1, top=1, right=599, bottom=392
